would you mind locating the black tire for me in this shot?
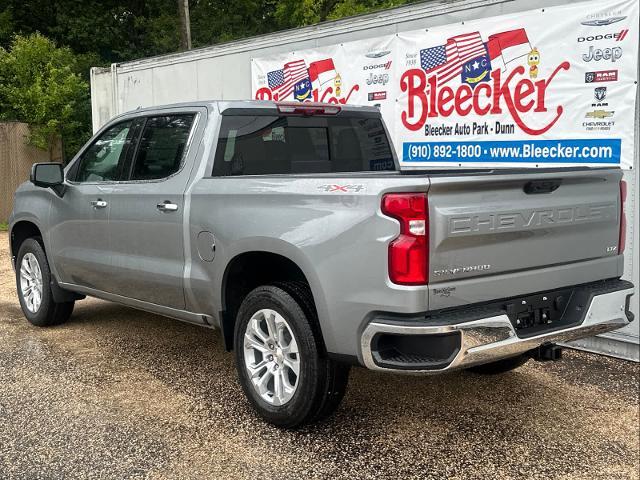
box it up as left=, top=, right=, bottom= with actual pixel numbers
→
left=15, top=238, right=74, bottom=327
left=271, top=281, right=350, bottom=423
left=234, top=284, right=350, bottom=428
left=466, top=354, right=530, bottom=375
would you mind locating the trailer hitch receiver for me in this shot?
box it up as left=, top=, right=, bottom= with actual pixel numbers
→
left=530, top=343, right=563, bottom=362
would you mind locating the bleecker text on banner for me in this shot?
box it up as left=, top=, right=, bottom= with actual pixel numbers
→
left=251, top=0, right=638, bottom=169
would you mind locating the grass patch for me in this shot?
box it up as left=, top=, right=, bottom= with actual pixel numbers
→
left=0, top=222, right=8, bottom=231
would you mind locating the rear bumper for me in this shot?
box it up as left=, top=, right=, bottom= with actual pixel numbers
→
left=360, top=280, right=634, bottom=373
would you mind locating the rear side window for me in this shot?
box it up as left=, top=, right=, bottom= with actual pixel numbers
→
left=212, top=114, right=395, bottom=176
left=130, top=114, right=195, bottom=180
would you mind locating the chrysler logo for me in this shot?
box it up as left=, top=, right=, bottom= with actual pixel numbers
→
left=581, top=16, right=626, bottom=26
left=365, top=50, right=391, bottom=58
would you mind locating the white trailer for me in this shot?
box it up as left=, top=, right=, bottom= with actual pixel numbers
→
left=90, top=0, right=639, bottom=360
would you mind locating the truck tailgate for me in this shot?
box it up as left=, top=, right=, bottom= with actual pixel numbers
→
left=427, top=168, right=623, bottom=308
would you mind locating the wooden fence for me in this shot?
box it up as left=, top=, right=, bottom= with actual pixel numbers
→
left=0, top=122, right=62, bottom=222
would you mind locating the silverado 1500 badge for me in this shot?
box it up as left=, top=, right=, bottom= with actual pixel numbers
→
left=433, top=264, right=492, bottom=276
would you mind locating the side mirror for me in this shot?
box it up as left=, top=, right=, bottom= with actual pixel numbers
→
left=30, top=163, right=65, bottom=196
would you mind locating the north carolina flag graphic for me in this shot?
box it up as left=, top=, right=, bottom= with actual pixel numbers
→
left=485, top=29, right=532, bottom=70
left=267, top=59, right=308, bottom=99
left=308, top=58, right=337, bottom=90
left=420, top=32, right=487, bottom=86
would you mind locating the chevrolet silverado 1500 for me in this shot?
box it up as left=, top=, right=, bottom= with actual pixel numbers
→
left=9, top=101, right=634, bottom=427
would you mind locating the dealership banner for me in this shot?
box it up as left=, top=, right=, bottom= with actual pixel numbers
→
left=251, top=35, right=398, bottom=133
left=251, top=0, right=638, bottom=169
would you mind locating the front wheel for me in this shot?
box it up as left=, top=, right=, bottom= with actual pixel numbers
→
left=16, top=238, right=74, bottom=327
left=234, top=284, right=349, bottom=428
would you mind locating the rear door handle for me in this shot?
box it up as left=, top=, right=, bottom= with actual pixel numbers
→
left=91, top=199, right=108, bottom=209
left=157, top=201, right=178, bottom=212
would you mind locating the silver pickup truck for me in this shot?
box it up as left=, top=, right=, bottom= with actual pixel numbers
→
left=9, top=100, right=634, bottom=427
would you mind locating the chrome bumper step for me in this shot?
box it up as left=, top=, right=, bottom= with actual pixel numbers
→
left=361, top=281, right=634, bottom=373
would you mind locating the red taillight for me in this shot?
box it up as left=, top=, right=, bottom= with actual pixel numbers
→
left=619, top=180, right=627, bottom=254
left=276, top=102, right=341, bottom=115
left=382, top=193, right=428, bottom=285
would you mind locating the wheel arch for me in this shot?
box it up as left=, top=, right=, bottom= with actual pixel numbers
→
left=9, top=220, right=44, bottom=267
left=219, top=246, right=328, bottom=352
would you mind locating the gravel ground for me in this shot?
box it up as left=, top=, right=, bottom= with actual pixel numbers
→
left=0, top=231, right=638, bottom=479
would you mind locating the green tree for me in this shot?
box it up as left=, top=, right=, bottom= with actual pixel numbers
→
left=0, top=0, right=181, bottom=64
left=273, top=0, right=416, bottom=26
left=0, top=8, right=13, bottom=44
left=0, top=34, right=91, bottom=161
left=189, top=0, right=278, bottom=46
left=1, top=1, right=421, bottom=63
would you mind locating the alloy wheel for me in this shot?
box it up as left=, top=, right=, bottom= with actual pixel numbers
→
left=243, top=308, right=300, bottom=406
left=20, top=253, right=43, bottom=313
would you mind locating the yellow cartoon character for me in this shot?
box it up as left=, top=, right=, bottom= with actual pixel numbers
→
left=334, top=72, right=342, bottom=97
left=528, top=48, right=540, bottom=79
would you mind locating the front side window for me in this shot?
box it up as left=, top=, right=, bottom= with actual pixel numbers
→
left=212, top=114, right=395, bottom=176
left=130, top=114, right=195, bottom=181
left=75, top=121, right=133, bottom=183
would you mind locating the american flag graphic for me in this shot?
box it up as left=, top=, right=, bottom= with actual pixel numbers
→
left=420, top=32, right=487, bottom=85
left=267, top=59, right=308, bottom=99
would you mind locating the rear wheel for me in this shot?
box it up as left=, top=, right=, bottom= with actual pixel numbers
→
left=466, top=354, right=530, bottom=374
left=16, top=238, right=74, bottom=327
left=234, top=284, right=349, bottom=428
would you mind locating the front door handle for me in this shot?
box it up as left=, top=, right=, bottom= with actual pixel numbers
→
left=157, top=201, right=178, bottom=212
left=91, top=199, right=108, bottom=209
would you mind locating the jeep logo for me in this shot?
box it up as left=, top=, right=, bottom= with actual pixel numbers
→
left=366, top=73, right=389, bottom=86
left=582, top=46, right=622, bottom=62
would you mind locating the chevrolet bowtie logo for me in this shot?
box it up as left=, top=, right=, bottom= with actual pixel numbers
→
left=585, top=110, right=614, bottom=119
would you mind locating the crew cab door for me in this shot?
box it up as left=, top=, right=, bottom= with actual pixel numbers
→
left=49, top=119, right=138, bottom=291
left=106, top=111, right=202, bottom=310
